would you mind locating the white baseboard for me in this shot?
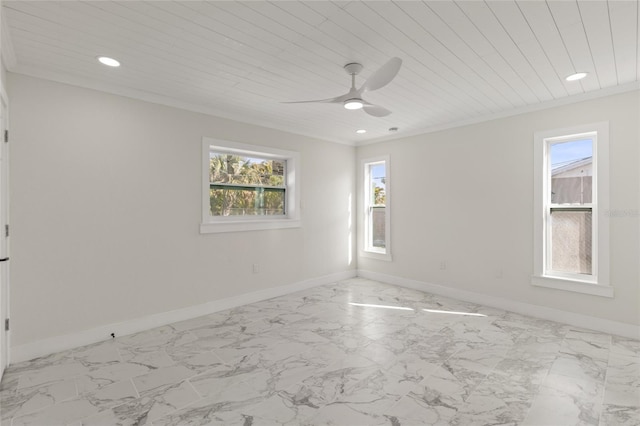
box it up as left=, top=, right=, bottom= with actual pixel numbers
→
left=11, top=270, right=357, bottom=364
left=357, top=269, right=640, bottom=340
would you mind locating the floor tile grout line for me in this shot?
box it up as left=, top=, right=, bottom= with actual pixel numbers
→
left=597, top=334, right=613, bottom=425
left=146, top=380, right=207, bottom=424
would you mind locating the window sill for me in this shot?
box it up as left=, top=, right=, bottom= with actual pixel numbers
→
left=361, top=250, right=392, bottom=262
left=200, top=219, right=301, bottom=234
left=531, top=275, right=613, bottom=298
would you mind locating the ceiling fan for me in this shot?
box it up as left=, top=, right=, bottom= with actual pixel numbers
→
left=284, top=57, right=402, bottom=117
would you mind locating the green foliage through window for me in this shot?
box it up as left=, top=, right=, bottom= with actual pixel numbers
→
left=209, top=153, right=286, bottom=216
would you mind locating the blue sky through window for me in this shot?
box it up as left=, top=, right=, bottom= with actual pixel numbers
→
left=371, top=163, right=385, bottom=189
left=550, top=138, right=592, bottom=168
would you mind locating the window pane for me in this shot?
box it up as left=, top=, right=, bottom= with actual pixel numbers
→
left=210, top=153, right=285, bottom=187
left=550, top=209, right=592, bottom=275
left=550, top=139, right=592, bottom=204
left=372, top=206, right=386, bottom=248
left=370, top=163, right=386, bottom=205
left=368, top=163, right=386, bottom=249
left=210, top=187, right=285, bottom=216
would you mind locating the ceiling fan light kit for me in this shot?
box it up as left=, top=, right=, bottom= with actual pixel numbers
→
left=344, top=99, right=364, bottom=110
left=284, top=57, right=402, bottom=118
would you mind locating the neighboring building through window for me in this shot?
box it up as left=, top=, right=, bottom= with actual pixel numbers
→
left=532, top=123, right=611, bottom=297
left=201, top=138, right=300, bottom=233
left=549, top=141, right=593, bottom=275
left=363, top=156, right=391, bottom=260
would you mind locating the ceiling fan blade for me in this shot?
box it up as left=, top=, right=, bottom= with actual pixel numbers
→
left=359, top=57, right=402, bottom=93
left=282, top=92, right=353, bottom=104
left=363, top=104, right=392, bottom=117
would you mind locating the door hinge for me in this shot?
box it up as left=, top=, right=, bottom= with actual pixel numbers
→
left=4, top=319, right=8, bottom=331
left=4, top=224, right=8, bottom=238
left=3, top=130, right=7, bottom=143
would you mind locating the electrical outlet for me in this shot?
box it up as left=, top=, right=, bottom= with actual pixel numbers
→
left=495, top=269, right=503, bottom=279
left=252, top=263, right=260, bottom=274
left=439, top=261, right=447, bottom=270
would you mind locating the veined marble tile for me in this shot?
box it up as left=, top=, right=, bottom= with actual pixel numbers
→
left=78, top=398, right=155, bottom=425
left=164, top=344, right=226, bottom=375
left=75, top=361, right=153, bottom=394
left=458, top=369, right=542, bottom=423
left=117, top=325, right=198, bottom=351
left=385, top=393, right=460, bottom=426
left=132, top=365, right=196, bottom=396
left=566, top=328, right=613, bottom=345
left=4, top=349, right=77, bottom=379
left=188, top=364, right=264, bottom=400
left=117, top=347, right=176, bottom=370
left=511, top=332, right=563, bottom=351
left=80, top=380, right=201, bottom=424
left=239, top=350, right=337, bottom=396
left=383, top=352, right=442, bottom=385
left=522, top=372, right=603, bottom=426
left=308, top=402, right=391, bottom=426
left=526, top=320, right=571, bottom=340
left=603, top=354, right=640, bottom=407
left=0, top=378, right=77, bottom=421
left=475, top=323, right=523, bottom=347
left=550, top=352, right=608, bottom=383
left=561, top=335, right=611, bottom=361
left=2, top=279, right=638, bottom=426
left=491, top=357, right=553, bottom=389
left=71, top=340, right=122, bottom=368
left=452, top=389, right=530, bottom=426
left=279, top=362, right=417, bottom=415
left=265, top=324, right=332, bottom=348
left=241, top=387, right=324, bottom=424
left=17, top=362, right=88, bottom=390
left=450, top=343, right=509, bottom=371
left=212, top=335, right=314, bottom=369
left=416, top=359, right=490, bottom=405
left=0, top=370, right=19, bottom=392
left=599, top=404, right=640, bottom=426
left=611, top=336, right=640, bottom=359
left=12, top=398, right=101, bottom=426
left=151, top=390, right=263, bottom=426
left=83, top=379, right=138, bottom=410
left=488, top=317, right=530, bottom=340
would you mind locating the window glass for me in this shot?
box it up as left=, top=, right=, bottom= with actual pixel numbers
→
left=550, top=139, right=593, bottom=205
left=369, top=163, right=386, bottom=249
left=550, top=209, right=592, bottom=275
left=209, top=152, right=286, bottom=216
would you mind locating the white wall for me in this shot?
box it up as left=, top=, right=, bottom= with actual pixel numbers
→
left=357, top=90, right=640, bottom=328
left=8, top=73, right=356, bottom=348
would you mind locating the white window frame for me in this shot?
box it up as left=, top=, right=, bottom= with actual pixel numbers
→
left=200, top=138, right=301, bottom=234
left=362, top=156, right=392, bottom=261
left=532, top=122, right=612, bottom=297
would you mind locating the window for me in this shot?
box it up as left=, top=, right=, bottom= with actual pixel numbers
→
left=532, top=123, right=611, bottom=297
left=363, top=156, right=391, bottom=260
left=201, top=138, right=300, bottom=233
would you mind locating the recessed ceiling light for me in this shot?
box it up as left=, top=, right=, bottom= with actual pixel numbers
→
left=565, top=72, right=587, bottom=81
left=97, top=56, right=120, bottom=67
left=344, top=99, right=364, bottom=110
left=356, top=129, right=367, bottom=134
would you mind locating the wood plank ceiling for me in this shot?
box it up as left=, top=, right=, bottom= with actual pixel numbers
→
left=2, top=1, right=639, bottom=145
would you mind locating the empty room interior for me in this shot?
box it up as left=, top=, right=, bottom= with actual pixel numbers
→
left=0, top=1, right=638, bottom=425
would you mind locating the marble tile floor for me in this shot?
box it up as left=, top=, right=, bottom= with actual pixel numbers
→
left=1, top=278, right=638, bottom=426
